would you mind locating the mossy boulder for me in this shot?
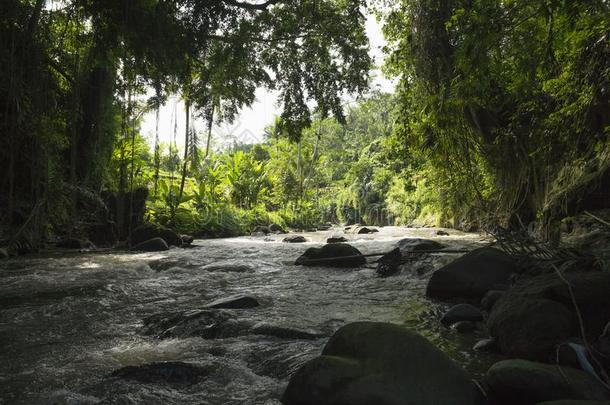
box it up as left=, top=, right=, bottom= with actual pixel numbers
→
left=487, top=271, right=610, bottom=360
left=295, top=243, right=365, bottom=268
left=484, top=359, right=610, bottom=404
left=131, top=237, right=169, bottom=252
left=282, top=322, right=484, bottom=405
left=130, top=223, right=182, bottom=247
left=269, top=223, right=287, bottom=234
left=426, top=247, right=517, bottom=300
left=284, top=235, right=307, bottom=243
left=487, top=297, right=572, bottom=360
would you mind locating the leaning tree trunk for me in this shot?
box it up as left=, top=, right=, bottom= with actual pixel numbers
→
left=176, top=97, right=190, bottom=222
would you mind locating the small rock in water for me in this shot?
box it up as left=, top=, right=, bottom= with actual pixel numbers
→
left=441, top=304, right=484, bottom=326
left=351, top=226, right=378, bottom=234
left=375, top=248, right=402, bottom=277
left=140, top=309, right=247, bottom=339
left=131, top=237, right=169, bottom=252
left=397, top=238, right=443, bottom=253
left=110, top=361, right=212, bottom=385
left=327, top=236, right=348, bottom=243
left=251, top=225, right=271, bottom=235
left=130, top=222, right=182, bottom=247
left=204, top=295, right=260, bottom=309
left=473, top=338, right=497, bottom=352
left=250, top=323, right=323, bottom=340
left=295, top=243, right=365, bottom=268
left=451, top=321, right=477, bottom=333
left=269, top=223, right=287, bottom=234
left=180, top=234, right=194, bottom=246
left=436, top=230, right=450, bottom=236
left=283, top=235, right=307, bottom=243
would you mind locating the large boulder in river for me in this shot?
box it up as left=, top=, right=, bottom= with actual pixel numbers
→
left=282, top=322, right=484, bottom=405
left=130, top=222, right=182, bottom=247
left=349, top=226, right=379, bottom=234
left=511, top=271, right=610, bottom=339
left=295, top=243, right=365, bottom=268
left=327, top=236, right=348, bottom=243
left=426, top=247, right=517, bottom=300
left=131, top=237, right=169, bottom=252
left=484, top=359, right=610, bottom=404
left=269, top=223, right=287, bottom=234
left=486, top=270, right=610, bottom=360
left=487, top=297, right=573, bottom=360
left=283, top=235, right=307, bottom=243
left=397, top=238, right=443, bottom=253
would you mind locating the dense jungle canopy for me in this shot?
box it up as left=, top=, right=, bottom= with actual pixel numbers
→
left=1, top=0, right=609, bottom=249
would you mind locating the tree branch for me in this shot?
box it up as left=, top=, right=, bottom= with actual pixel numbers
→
left=221, top=0, right=283, bottom=11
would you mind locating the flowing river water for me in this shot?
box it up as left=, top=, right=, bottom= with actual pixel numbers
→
left=0, top=227, right=500, bottom=404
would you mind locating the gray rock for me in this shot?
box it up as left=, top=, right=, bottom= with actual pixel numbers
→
left=487, top=297, right=573, bottom=360
left=481, top=290, right=505, bottom=310
left=180, top=234, right=194, bottom=246
left=484, top=359, right=610, bottom=404
left=131, top=237, right=169, bottom=252
left=282, top=322, right=484, bottom=405
left=111, top=361, right=212, bottom=385
left=441, top=304, right=484, bottom=326
left=269, top=223, right=287, bottom=234
left=204, top=295, right=260, bottom=309
left=426, top=247, right=517, bottom=300
left=327, top=236, right=348, bottom=243
left=436, top=230, right=450, bottom=236
left=130, top=223, right=182, bottom=247
left=397, top=238, right=443, bottom=253
left=251, top=225, right=271, bottom=235
left=350, top=226, right=379, bottom=234
left=140, top=309, right=246, bottom=339
left=283, top=235, right=307, bottom=243
left=295, top=243, right=366, bottom=268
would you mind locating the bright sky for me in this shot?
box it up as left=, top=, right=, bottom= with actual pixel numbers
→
left=140, top=14, right=394, bottom=150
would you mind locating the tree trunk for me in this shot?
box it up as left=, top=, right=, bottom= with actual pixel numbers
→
left=177, top=98, right=190, bottom=214
left=204, top=106, right=214, bottom=159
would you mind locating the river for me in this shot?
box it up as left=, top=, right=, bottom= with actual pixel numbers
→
left=0, top=227, right=498, bottom=404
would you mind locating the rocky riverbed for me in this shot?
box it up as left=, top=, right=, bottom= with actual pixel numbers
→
left=1, top=225, right=609, bottom=404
